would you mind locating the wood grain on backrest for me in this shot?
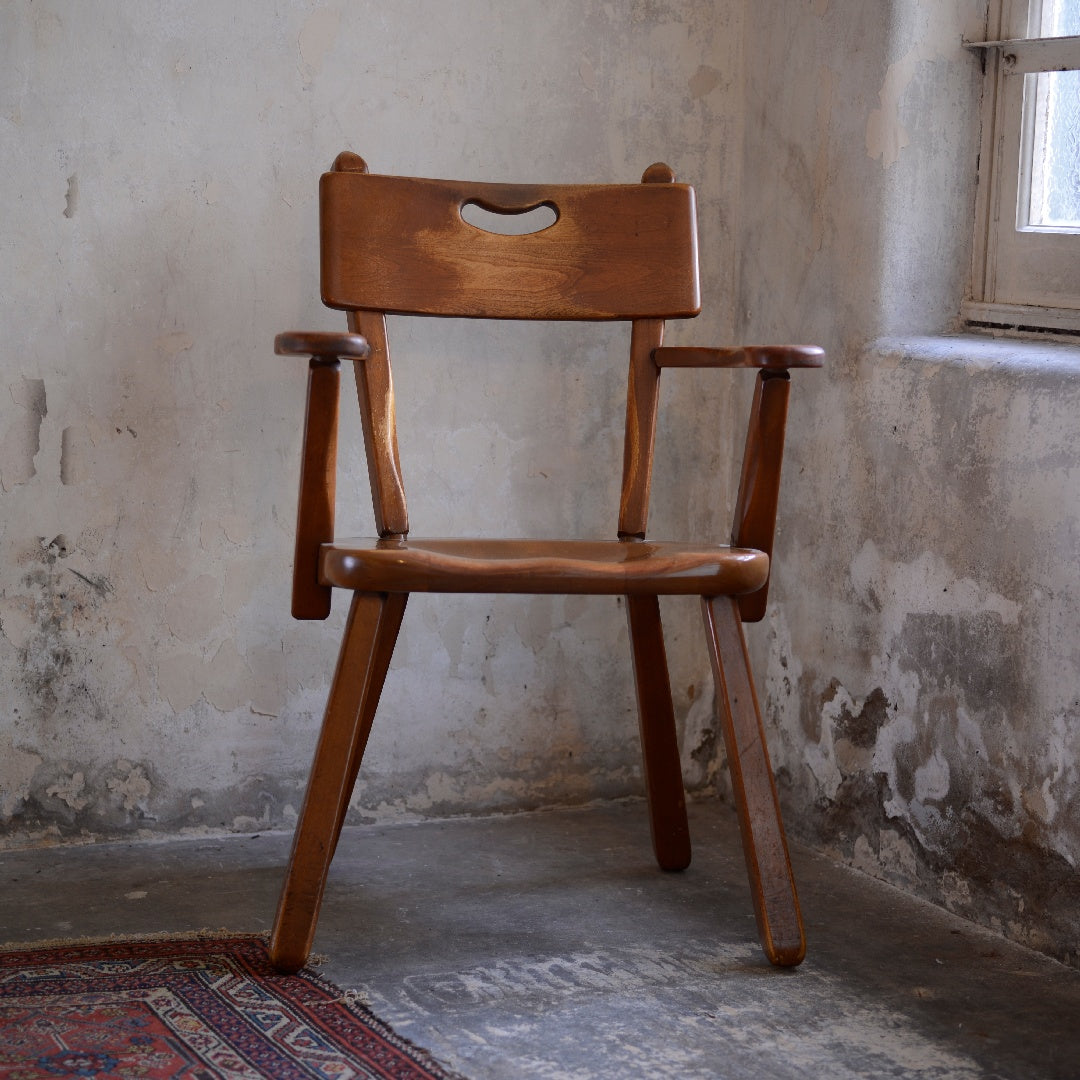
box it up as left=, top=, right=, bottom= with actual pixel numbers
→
left=320, top=172, right=701, bottom=320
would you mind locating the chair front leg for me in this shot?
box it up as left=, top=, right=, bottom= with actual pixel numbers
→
left=626, top=594, right=691, bottom=871
left=270, top=591, right=407, bottom=973
left=330, top=590, right=408, bottom=862
left=702, top=595, right=804, bottom=966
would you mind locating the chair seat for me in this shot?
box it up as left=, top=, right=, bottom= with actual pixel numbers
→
left=319, top=537, right=769, bottom=596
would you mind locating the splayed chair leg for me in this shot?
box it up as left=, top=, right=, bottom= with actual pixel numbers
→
left=270, top=591, right=407, bottom=973
left=702, top=595, right=804, bottom=966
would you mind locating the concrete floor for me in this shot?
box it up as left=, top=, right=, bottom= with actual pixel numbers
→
left=2, top=799, right=1079, bottom=1079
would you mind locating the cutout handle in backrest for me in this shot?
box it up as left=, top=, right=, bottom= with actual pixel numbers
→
left=321, top=172, right=701, bottom=321
left=460, top=199, right=558, bottom=236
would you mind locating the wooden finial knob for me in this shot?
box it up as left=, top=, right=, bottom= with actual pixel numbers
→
left=642, top=162, right=676, bottom=184
left=332, top=151, right=369, bottom=174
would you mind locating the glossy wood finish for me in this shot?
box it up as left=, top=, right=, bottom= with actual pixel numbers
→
left=272, top=152, right=821, bottom=973
left=291, top=360, right=340, bottom=620
left=319, top=538, right=769, bottom=596
left=626, top=594, right=691, bottom=870
left=702, top=596, right=805, bottom=966
left=347, top=310, right=409, bottom=538
left=271, top=591, right=407, bottom=973
left=641, top=161, right=677, bottom=185
left=618, top=165, right=678, bottom=539
left=330, top=593, right=408, bottom=859
left=732, top=372, right=791, bottom=622
left=619, top=319, right=664, bottom=540
left=332, top=149, right=369, bottom=175
left=320, top=173, right=700, bottom=321
left=275, top=330, right=372, bottom=360
left=654, top=344, right=824, bottom=369
left=276, top=331, right=372, bottom=620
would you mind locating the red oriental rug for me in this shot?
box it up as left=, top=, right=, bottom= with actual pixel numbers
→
left=0, top=934, right=461, bottom=1079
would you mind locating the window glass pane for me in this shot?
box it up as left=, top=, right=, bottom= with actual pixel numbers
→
left=1039, top=0, right=1080, bottom=36
left=1026, top=69, right=1080, bottom=228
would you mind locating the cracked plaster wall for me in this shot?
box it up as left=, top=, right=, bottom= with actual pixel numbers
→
left=0, top=3, right=743, bottom=846
left=740, top=1, right=1080, bottom=966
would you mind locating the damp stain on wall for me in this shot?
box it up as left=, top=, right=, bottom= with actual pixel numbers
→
left=761, top=538, right=1080, bottom=968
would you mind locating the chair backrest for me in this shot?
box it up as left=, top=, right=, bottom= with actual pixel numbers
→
left=314, top=152, right=703, bottom=567
left=320, top=153, right=701, bottom=321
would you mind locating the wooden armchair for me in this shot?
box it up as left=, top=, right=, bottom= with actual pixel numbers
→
left=270, top=151, right=823, bottom=973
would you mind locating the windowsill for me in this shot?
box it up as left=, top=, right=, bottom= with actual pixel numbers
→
left=960, top=300, right=1080, bottom=338
left=866, top=331, right=1080, bottom=375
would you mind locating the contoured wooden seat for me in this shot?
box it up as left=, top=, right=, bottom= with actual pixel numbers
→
left=271, top=151, right=823, bottom=974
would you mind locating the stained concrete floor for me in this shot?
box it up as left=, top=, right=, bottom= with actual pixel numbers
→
left=2, top=799, right=1079, bottom=1079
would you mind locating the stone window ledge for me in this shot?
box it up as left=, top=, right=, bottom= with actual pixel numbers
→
left=866, top=333, right=1080, bottom=376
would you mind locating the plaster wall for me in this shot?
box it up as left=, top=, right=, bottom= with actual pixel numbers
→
left=740, top=1, right=1080, bottom=965
left=0, top=2, right=745, bottom=844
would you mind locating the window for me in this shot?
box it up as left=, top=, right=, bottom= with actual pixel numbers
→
left=964, top=0, right=1080, bottom=333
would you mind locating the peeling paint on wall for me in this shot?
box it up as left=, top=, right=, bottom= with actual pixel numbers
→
left=864, top=4, right=980, bottom=167
left=46, top=770, right=89, bottom=811
left=62, top=174, right=77, bottom=219
left=0, top=737, right=42, bottom=820
left=298, top=6, right=341, bottom=78
left=1, top=379, right=47, bottom=491
left=106, top=760, right=153, bottom=815
left=688, top=65, right=721, bottom=99
left=759, top=349, right=1080, bottom=968
left=739, top=0, right=1080, bottom=967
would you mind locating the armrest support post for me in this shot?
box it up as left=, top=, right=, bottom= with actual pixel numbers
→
left=275, top=331, right=374, bottom=619
left=732, top=370, right=791, bottom=622
left=292, top=357, right=341, bottom=620
left=653, top=341, right=822, bottom=621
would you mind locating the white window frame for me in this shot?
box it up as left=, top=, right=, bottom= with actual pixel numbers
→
left=963, top=0, right=1080, bottom=335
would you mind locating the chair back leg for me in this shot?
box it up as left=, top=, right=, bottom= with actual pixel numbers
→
left=701, top=595, right=805, bottom=966
left=270, top=591, right=408, bottom=973
left=626, top=594, right=692, bottom=871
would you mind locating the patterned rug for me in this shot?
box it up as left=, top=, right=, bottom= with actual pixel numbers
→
left=0, top=934, right=461, bottom=1079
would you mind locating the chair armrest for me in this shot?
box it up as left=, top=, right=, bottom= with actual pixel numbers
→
left=658, top=344, right=823, bottom=620
left=275, top=331, right=371, bottom=360
left=653, top=345, right=823, bottom=369
left=654, top=342, right=823, bottom=620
